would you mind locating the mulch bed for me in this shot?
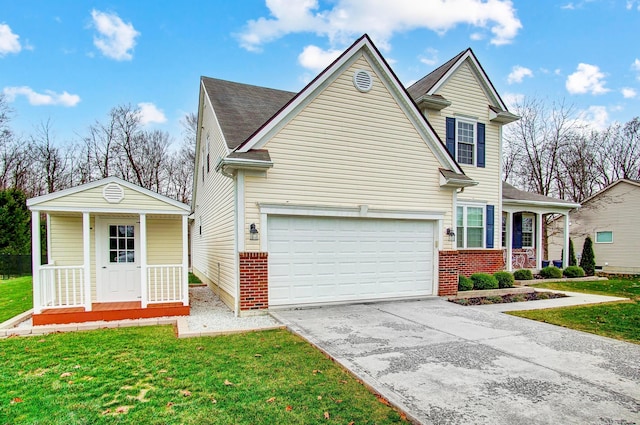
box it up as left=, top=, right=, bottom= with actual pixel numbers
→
left=451, top=291, right=567, bottom=306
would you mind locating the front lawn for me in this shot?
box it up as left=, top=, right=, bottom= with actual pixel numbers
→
left=508, top=277, right=640, bottom=344
left=0, top=276, right=32, bottom=323
left=0, top=327, right=407, bottom=424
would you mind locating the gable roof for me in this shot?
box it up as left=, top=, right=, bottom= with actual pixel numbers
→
left=407, top=49, right=468, bottom=100
left=227, top=34, right=463, bottom=175
left=407, top=48, right=510, bottom=113
left=502, top=182, right=580, bottom=209
left=201, top=77, right=295, bottom=151
left=579, top=178, right=640, bottom=205
left=27, top=176, right=190, bottom=213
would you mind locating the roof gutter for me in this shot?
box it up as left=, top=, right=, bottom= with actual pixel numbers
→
left=215, top=157, right=274, bottom=178
left=502, top=199, right=580, bottom=209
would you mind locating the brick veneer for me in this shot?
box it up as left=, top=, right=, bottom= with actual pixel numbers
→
left=438, top=250, right=459, bottom=296
left=239, top=252, right=268, bottom=311
left=438, top=249, right=505, bottom=296
left=457, top=250, right=505, bottom=277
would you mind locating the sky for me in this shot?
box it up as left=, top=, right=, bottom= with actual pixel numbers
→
left=2, top=0, right=640, bottom=146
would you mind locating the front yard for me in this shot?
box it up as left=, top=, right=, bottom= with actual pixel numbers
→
left=0, top=276, right=32, bottom=323
left=0, top=326, right=407, bottom=424
left=508, top=277, right=640, bottom=343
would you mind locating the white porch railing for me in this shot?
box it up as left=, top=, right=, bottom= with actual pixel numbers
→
left=146, top=265, right=184, bottom=303
left=39, top=265, right=85, bottom=309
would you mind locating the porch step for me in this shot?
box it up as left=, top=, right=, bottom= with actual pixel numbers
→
left=33, top=302, right=189, bottom=326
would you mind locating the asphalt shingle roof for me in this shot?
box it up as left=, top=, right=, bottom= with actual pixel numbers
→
left=502, top=182, right=577, bottom=205
left=201, top=77, right=295, bottom=150
left=406, top=49, right=468, bottom=100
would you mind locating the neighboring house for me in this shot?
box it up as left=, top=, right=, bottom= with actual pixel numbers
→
left=191, top=34, right=575, bottom=316
left=27, top=177, right=190, bottom=325
left=549, top=179, right=640, bottom=273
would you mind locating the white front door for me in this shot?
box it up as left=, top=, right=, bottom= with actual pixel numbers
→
left=96, top=218, right=141, bottom=302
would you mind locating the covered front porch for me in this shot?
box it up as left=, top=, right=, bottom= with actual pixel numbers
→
left=27, top=177, right=191, bottom=325
left=502, top=182, right=580, bottom=271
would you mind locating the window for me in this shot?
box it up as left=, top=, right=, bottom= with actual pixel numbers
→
left=595, top=231, right=613, bottom=243
left=457, top=205, right=484, bottom=248
left=109, top=225, right=135, bottom=263
left=521, top=214, right=534, bottom=248
left=206, top=134, right=211, bottom=173
left=501, top=213, right=507, bottom=247
left=456, top=120, right=475, bottom=165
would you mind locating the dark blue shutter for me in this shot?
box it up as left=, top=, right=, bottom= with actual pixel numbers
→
left=486, top=205, right=494, bottom=248
left=512, top=213, right=523, bottom=249
left=446, top=117, right=456, bottom=158
left=477, top=123, right=485, bottom=168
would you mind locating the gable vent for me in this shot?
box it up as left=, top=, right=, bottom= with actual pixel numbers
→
left=353, top=69, right=373, bottom=92
left=102, top=183, right=125, bottom=204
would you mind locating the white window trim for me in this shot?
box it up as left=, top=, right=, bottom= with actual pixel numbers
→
left=455, top=118, right=477, bottom=166
left=456, top=202, right=485, bottom=249
left=595, top=230, right=613, bottom=244
left=521, top=213, right=535, bottom=248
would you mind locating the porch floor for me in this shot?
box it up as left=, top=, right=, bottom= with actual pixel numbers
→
left=33, top=301, right=190, bottom=326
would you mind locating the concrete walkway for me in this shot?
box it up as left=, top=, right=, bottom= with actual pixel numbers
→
left=0, top=287, right=281, bottom=338
left=273, top=298, right=640, bottom=424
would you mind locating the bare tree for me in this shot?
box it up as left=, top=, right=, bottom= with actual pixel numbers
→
left=30, top=120, right=73, bottom=194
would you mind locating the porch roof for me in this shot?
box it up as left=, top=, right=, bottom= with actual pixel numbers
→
left=502, top=182, right=580, bottom=211
left=27, top=177, right=190, bottom=215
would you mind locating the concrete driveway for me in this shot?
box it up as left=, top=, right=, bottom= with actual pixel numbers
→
left=272, top=298, right=640, bottom=424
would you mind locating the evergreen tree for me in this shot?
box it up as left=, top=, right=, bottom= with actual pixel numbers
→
left=0, top=188, right=31, bottom=254
left=579, top=236, right=596, bottom=276
left=568, top=238, right=577, bottom=266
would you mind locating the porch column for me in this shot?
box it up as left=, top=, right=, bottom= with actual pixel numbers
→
left=83, top=212, right=92, bottom=311
left=536, top=213, right=543, bottom=270
left=563, top=213, right=570, bottom=269
left=31, top=211, right=41, bottom=314
left=505, top=211, right=513, bottom=271
left=182, top=215, right=189, bottom=306
left=140, top=213, right=148, bottom=308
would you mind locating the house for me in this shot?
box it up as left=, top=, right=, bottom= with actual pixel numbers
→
left=27, top=177, right=191, bottom=325
left=191, top=34, right=576, bottom=316
left=549, top=179, right=640, bottom=274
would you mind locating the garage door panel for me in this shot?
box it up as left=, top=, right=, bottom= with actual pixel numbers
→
left=268, top=216, right=434, bottom=306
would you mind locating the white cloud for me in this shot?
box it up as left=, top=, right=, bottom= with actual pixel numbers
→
left=137, top=102, right=167, bottom=125
left=565, top=63, right=609, bottom=95
left=575, top=105, right=609, bottom=130
left=0, top=23, right=22, bottom=56
left=507, top=65, right=533, bottom=84
left=632, top=58, right=640, bottom=80
left=627, top=1, right=640, bottom=11
left=91, top=10, right=140, bottom=61
left=622, top=87, right=637, bottom=98
left=3, top=86, right=80, bottom=106
left=501, top=92, right=524, bottom=110
left=561, top=3, right=575, bottom=9
left=469, top=32, right=484, bottom=41
left=237, top=0, right=522, bottom=52
left=419, top=48, right=439, bottom=66
left=297, top=45, right=342, bottom=72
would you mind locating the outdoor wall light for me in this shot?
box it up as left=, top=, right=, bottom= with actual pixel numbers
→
left=446, top=228, right=456, bottom=241
left=249, top=223, right=259, bottom=241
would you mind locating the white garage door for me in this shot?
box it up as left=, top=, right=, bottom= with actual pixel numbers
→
left=268, top=215, right=435, bottom=306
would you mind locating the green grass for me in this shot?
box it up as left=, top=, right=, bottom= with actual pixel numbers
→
left=508, top=277, right=640, bottom=344
left=0, top=276, right=32, bottom=323
left=188, top=272, right=202, bottom=285
left=0, top=327, right=407, bottom=424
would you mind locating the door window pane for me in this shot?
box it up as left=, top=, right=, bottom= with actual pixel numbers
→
left=109, top=224, right=135, bottom=263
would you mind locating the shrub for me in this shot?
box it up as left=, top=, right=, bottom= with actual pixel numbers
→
left=470, top=273, right=499, bottom=290
left=580, top=236, right=596, bottom=276
left=536, top=291, right=551, bottom=300
left=568, top=238, right=577, bottom=267
left=513, top=269, right=533, bottom=280
left=540, top=266, right=563, bottom=279
left=494, top=271, right=515, bottom=288
left=458, top=275, right=474, bottom=291
left=563, top=265, right=585, bottom=278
